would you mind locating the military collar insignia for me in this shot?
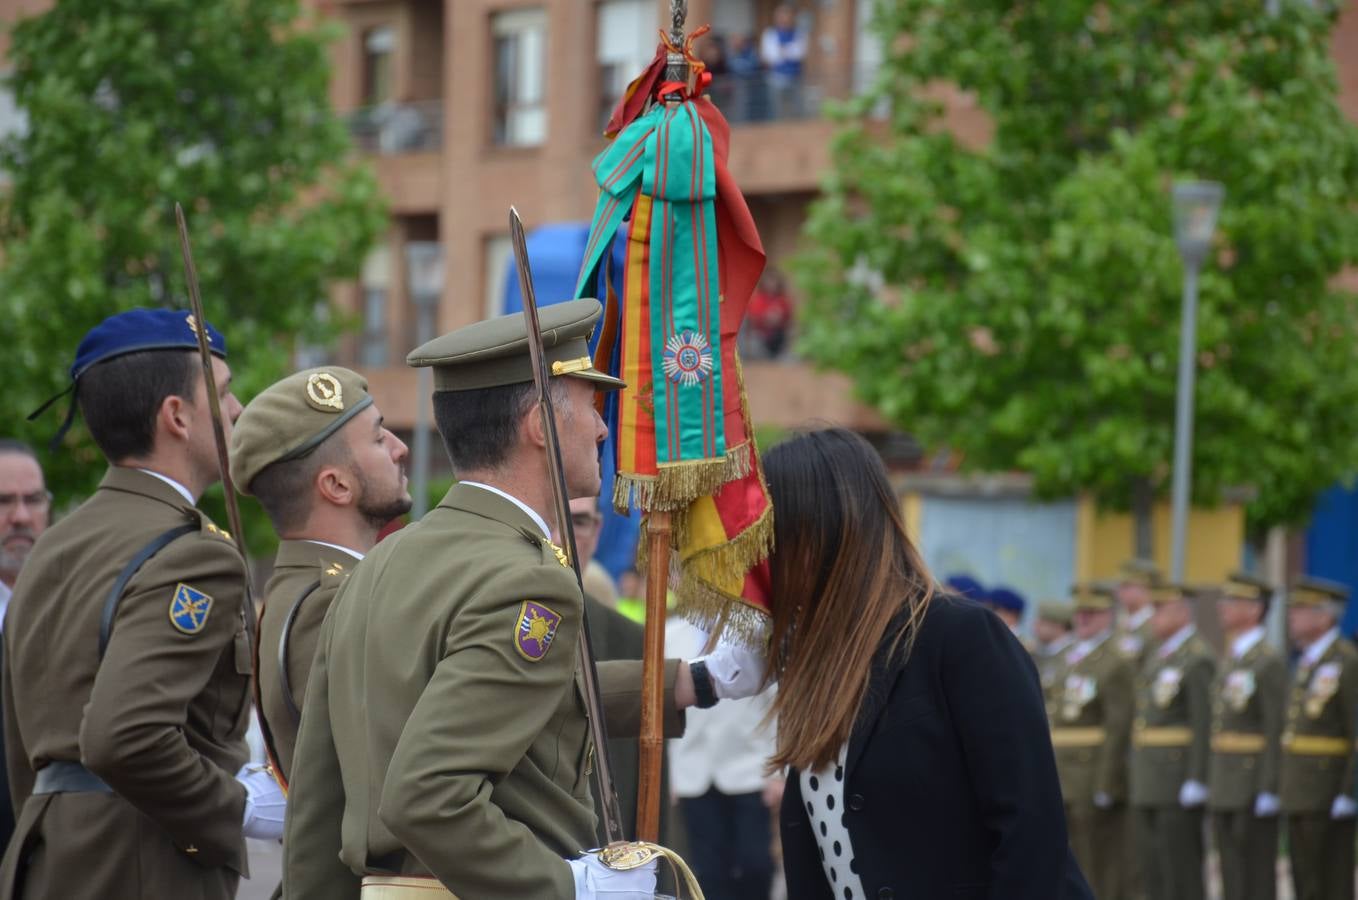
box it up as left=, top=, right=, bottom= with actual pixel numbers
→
left=514, top=600, right=562, bottom=662
left=169, top=583, right=213, bottom=635
left=305, top=372, right=345, bottom=412
left=324, top=562, right=345, bottom=577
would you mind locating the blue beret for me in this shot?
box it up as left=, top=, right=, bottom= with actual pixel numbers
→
left=71, top=307, right=227, bottom=380
left=988, top=586, right=1027, bottom=614
left=944, top=574, right=987, bottom=602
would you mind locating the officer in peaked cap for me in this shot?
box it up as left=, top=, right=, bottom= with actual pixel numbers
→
left=1208, top=572, right=1285, bottom=900
left=1051, top=582, right=1135, bottom=900
left=0, top=309, right=283, bottom=900
left=1130, top=583, right=1214, bottom=900
left=1033, top=602, right=1076, bottom=714
left=229, top=366, right=412, bottom=784
left=283, top=299, right=767, bottom=900
left=1280, top=577, right=1358, bottom=900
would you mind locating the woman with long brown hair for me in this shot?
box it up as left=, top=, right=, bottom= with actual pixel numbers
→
left=764, top=428, right=1091, bottom=900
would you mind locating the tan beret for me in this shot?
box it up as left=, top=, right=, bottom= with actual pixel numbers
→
left=229, top=366, right=373, bottom=494
left=407, top=297, right=624, bottom=392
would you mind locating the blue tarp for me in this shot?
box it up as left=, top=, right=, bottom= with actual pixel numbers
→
left=500, top=223, right=640, bottom=582
left=1305, top=484, right=1358, bottom=634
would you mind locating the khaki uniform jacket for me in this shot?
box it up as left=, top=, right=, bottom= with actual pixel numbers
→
left=257, top=540, right=354, bottom=781
left=1033, top=638, right=1072, bottom=719
left=1207, top=638, right=1286, bottom=811
left=283, top=484, right=685, bottom=900
left=0, top=467, right=251, bottom=900
left=1130, top=633, right=1214, bottom=807
left=1052, top=634, right=1135, bottom=807
left=1280, top=636, right=1358, bottom=813
left=1117, top=614, right=1155, bottom=667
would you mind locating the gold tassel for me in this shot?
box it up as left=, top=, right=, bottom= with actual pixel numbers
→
left=611, top=443, right=754, bottom=512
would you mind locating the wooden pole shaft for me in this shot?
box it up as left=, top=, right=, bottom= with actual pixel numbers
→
left=636, top=510, right=672, bottom=842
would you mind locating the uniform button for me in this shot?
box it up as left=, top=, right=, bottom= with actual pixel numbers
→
left=185, top=845, right=198, bottom=855
left=848, top=794, right=865, bottom=811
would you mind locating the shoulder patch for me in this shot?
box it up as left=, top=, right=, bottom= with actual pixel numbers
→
left=169, top=583, right=214, bottom=635
left=514, top=600, right=563, bottom=662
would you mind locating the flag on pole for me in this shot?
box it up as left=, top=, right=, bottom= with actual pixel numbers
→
left=574, top=32, right=772, bottom=641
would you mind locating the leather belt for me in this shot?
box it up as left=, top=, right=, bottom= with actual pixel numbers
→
left=1283, top=734, right=1353, bottom=757
left=1212, top=731, right=1267, bottom=754
left=33, top=760, right=113, bottom=795
left=1051, top=727, right=1106, bottom=748
left=361, top=876, right=459, bottom=899
left=1133, top=726, right=1193, bottom=748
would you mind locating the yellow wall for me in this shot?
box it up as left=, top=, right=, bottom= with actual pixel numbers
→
left=1076, top=495, right=1245, bottom=585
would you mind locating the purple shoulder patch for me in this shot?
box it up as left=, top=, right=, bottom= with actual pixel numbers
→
left=515, top=600, right=563, bottom=662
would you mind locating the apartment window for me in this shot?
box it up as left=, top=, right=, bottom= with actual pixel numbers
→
left=492, top=8, right=548, bottom=146
left=483, top=234, right=512, bottom=319
left=360, top=246, right=390, bottom=367
left=363, top=25, right=396, bottom=107
left=596, top=0, right=655, bottom=126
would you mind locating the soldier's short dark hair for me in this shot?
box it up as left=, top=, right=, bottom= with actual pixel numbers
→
left=432, top=380, right=568, bottom=475
left=249, top=435, right=352, bottom=534
left=76, top=350, right=198, bottom=462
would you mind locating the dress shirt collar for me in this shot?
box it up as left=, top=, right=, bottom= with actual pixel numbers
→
left=0, top=579, right=10, bottom=633
left=136, top=468, right=196, bottom=504
left=1069, top=628, right=1112, bottom=662
left=1124, top=605, right=1153, bottom=632
left=307, top=540, right=365, bottom=561
left=1157, top=623, right=1195, bottom=659
left=1231, top=626, right=1266, bottom=661
left=458, top=481, right=550, bottom=539
left=1301, top=628, right=1340, bottom=669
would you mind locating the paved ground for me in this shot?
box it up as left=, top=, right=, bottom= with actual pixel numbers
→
left=238, top=841, right=1302, bottom=899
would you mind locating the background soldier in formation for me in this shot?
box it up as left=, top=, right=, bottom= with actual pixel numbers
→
left=1033, top=601, right=1075, bottom=717
left=1280, top=577, right=1357, bottom=900
left=229, top=366, right=411, bottom=782
left=1052, top=582, right=1135, bottom=900
left=1115, top=559, right=1160, bottom=665
left=1130, top=584, right=1213, bottom=900
left=0, top=310, right=282, bottom=900
left=1208, top=572, right=1285, bottom=900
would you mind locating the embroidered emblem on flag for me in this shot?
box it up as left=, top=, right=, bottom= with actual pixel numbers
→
left=662, top=330, right=713, bottom=387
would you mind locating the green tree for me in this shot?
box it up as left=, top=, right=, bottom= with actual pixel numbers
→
left=797, top=1, right=1358, bottom=534
left=2, top=0, right=385, bottom=550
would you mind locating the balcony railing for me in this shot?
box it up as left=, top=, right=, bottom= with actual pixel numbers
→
left=349, top=100, right=443, bottom=155
left=598, top=65, right=880, bottom=131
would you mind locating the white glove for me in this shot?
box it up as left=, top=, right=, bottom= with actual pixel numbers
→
left=1331, top=794, right=1357, bottom=820
left=568, top=852, right=658, bottom=899
left=237, top=763, right=286, bottom=840
left=1093, top=792, right=1113, bottom=810
left=1253, top=792, right=1280, bottom=818
left=1178, top=780, right=1208, bottom=809
left=691, top=634, right=767, bottom=701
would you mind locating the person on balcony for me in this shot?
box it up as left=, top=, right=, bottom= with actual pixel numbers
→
left=760, top=5, right=806, bottom=119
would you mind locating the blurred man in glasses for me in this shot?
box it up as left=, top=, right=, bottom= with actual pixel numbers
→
left=0, top=440, right=51, bottom=852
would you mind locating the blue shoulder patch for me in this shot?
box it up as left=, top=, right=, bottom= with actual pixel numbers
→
left=169, top=583, right=214, bottom=635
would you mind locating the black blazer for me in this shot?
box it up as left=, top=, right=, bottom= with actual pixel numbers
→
left=781, top=597, right=1093, bottom=900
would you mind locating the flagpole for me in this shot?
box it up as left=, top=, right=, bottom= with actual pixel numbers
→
left=635, top=0, right=690, bottom=846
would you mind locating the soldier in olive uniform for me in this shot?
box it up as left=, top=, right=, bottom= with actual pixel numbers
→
left=1033, top=601, right=1075, bottom=715
left=283, top=299, right=765, bottom=900
left=0, top=310, right=284, bottom=900
left=229, top=366, right=411, bottom=782
left=1208, top=572, right=1285, bottom=900
left=1280, top=577, right=1358, bottom=900
left=1116, top=558, right=1161, bottom=664
left=1130, top=584, right=1214, bottom=900
left=1052, top=582, right=1135, bottom=900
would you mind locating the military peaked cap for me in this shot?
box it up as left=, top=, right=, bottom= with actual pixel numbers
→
left=407, top=298, right=624, bottom=392
left=1288, top=576, right=1350, bottom=608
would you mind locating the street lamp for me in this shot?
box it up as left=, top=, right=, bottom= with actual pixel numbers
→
left=405, top=240, right=444, bottom=519
left=1168, top=180, right=1224, bottom=583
